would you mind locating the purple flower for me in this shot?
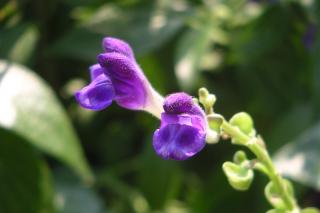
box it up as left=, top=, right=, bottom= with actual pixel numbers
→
left=75, top=37, right=163, bottom=116
left=75, top=64, right=115, bottom=111
left=153, top=93, right=207, bottom=160
left=303, top=24, right=317, bottom=49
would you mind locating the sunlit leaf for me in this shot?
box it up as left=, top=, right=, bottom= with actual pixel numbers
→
left=8, top=25, right=39, bottom=63
left=274, top=122, right=320, bottom=190
left=0, top=60, right=93, bottom=182
left=0, top=24, right=38, bottom=64
left=0, top=129, right=54, bottom=213
left=174, top=26, right=212, bottom=90
left=51, top=1, right=190, bottom=60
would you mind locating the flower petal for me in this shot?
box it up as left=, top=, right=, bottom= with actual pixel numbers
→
left=153, top=92, right=207, bottom=160
left=160, top=113, right=205, bottom=131
left=89, top=64, right=104, bottom=81
left=102, top=37, right=134, bottom=59
left=97, top=52, right=147, bottom=110
left=153, top=124, right=206, bottom=160
left=75, top=74, right=114, bottom=110
left=163, top=92, right=204, bottom=117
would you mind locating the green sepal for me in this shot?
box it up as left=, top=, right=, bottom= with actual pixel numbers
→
left=264, top=180, right=294, bottom=209
left=207, top=114, right=224, bottom=132
left=222, top=161, right=254, bottom=191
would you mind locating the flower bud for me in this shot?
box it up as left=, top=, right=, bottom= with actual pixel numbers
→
left=198, top=88, right=216, bottom=110
left=265, top=180, right=293, bottom=210
left=222, top=161, right=254, bottom=191
left=207, top=114, right=223, bottom=131
left=233, top=150, right=248, bottom=164
left=198, top=88, right=209, bottom=100
left=229, top=112, right=254, bottom=135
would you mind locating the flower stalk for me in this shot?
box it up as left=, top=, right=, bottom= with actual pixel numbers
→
left=221, top=121, right=298, bottom=212
left=75, top=37, right=318, bottom=213
left=199, top=87, right=300, bottom=212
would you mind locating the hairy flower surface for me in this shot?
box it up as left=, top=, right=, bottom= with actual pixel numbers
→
left=75, top=37, right=163, bottom=116
left=75, top=64, right=114, bottom=110
left=153, top=93, right=207, bottom=160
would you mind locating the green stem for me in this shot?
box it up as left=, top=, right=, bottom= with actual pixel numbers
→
left=221, top=121, right=298, bottom=211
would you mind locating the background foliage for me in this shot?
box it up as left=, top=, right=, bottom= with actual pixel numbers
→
left=1, top=0, right=320, bottom=212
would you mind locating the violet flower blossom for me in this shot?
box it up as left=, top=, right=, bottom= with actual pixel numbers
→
left=153, top=93, right=207, bottom=160
left=76, top=37, right=208, bottom=161
left=75, top=37, right=163, bottom=117
left=302, top=24, right=317, bottom=50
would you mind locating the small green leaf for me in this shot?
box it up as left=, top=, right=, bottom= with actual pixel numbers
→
left=0, top=129, right=54, bottom=213
left=0, top=61, right=93, bottom=182
left=222, top=161, right=254, bottom=191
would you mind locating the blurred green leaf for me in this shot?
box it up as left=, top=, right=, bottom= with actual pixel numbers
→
left=267, top=104, right=313, bottom=152
left=301, top=208, right=320, bottom=213
left=274, top=121, right=320, bottom=190
left=174, top=26, right=212, bottom=90
left=264, top=180, right=293, bottom=209
left=229, top=4, right=299, bottom=65
left=51, top=1, right=190, bottom=60
left=137, top=141, right=183, bottom=210
left=0, top=60, right=93, bottom=182
left=0, top=24, right=38, bottom=64
left=8, top=25, right=39, bottom=63
left=0, top=129, right=54, bottom=213
left=266, top=209, right=287, bottom=213
left=54, top=170, right=105, bottom=213
left=97, top=171, right=150, bottom=213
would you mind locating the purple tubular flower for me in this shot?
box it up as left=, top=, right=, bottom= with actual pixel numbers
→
left=98, top=52, right=147, bottom=110
left=75, top=37, right=163, bottom=116
left=90, top=64, right=104, bottom=80
left=102, top=37, right=134, bottom=59
left=153, top=93, right=207, bottom=160
left=75, top=64, right=115, bottom=111
left=303, top=24, right=317, bottom=49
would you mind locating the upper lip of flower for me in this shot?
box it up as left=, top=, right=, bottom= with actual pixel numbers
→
left=102, top=37, right=134, bottom=59
left=75, top=37, right=164, bottom=115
